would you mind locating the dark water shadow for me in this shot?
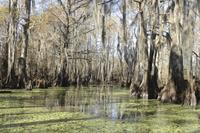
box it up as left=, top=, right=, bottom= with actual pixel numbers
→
left=0, top=111, right=55, bottom=118
left=0, top=116, right=100, bottom=128
left=171, top=119, right=196, bottom=125
left=0, top=105, right=44, bottom=110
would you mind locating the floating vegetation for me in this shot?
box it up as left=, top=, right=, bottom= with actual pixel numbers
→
left=0, top=86, right=200, bottom=133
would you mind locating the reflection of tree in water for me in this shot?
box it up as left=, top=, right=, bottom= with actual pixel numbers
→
left=43, top=86, right=159, bottom=121
left=44, top=89, right=66, bottom=110
left=42, top=86, right=120, bottom=118
left=64, top=86, right=115, bottom=116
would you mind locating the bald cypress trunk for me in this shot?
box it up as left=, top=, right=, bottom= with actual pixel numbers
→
left=158, top=0, right=197, bottom=106
left=18, top=0, right=31, bottom=89
left=6, top=0, right=18, bottom=88
left=130, top=2, right=149, bottom=98
left=101, top=0, right=106, bottom=82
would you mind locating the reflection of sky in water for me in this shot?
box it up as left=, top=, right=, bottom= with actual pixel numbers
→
left=110, top=103, right=118, bottom=119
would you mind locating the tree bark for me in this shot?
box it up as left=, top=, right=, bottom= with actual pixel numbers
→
left=18, top=0, right=31, bottom=89
left=130, top=2, right=149, bottom=99
left=101, top=0, right=106, bottom=82
left=6, top=0, right=18, bottom=88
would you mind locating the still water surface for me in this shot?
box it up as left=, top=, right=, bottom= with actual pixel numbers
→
left=0, top=86, right=200, bottom=132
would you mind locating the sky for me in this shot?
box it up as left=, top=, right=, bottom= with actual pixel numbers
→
left=0, top=0, right=7, bottom=5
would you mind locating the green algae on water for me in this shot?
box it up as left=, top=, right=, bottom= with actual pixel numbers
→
left=0, top=86, right=200, bottom=133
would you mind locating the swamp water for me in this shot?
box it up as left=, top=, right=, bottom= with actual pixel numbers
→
left=0, top=86, right=200, bottom=133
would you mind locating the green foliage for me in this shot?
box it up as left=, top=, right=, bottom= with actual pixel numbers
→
left=0, top=6, right=9, bottom=23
